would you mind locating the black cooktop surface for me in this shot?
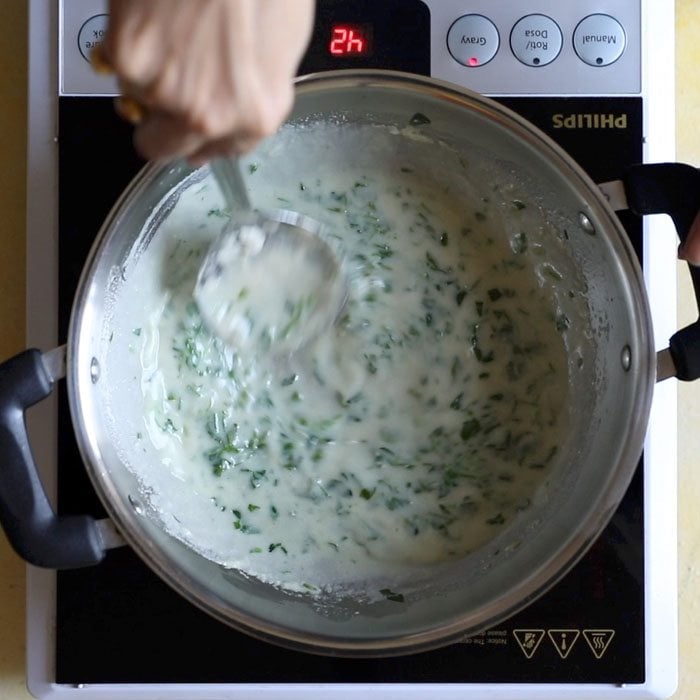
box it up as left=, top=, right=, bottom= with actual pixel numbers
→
left=54, top=94, right=645, bottom=685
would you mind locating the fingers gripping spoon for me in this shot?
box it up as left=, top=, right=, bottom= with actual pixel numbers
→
left=87, top=54, right=345, bottom=356
left=195, top=158, right=347, bottom=355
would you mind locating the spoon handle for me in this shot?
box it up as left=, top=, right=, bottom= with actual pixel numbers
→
left=210, top=157, right=251, bottom=212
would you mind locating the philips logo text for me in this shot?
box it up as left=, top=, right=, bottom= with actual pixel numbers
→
left=552, top=113, right=628, bottom=129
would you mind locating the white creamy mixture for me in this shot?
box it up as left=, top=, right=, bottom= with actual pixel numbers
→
left=194, top=218, right=345, bottom=354
left=127, top=122, right=572, bottom=595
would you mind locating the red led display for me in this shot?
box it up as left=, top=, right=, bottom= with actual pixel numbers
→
left=329, top=24, right=373, bottom=56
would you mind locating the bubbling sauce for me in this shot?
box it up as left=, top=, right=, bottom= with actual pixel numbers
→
left=131, top=122, right=571, bottom=594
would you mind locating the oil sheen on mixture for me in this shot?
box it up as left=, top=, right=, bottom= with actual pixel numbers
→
left=130, top=122, right=572, bottom=595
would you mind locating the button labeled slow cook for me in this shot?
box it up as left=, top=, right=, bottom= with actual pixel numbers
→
left=447, top=15, right=499, bottom=67
left=510, top=14, right=562, bottom=67
left=573, top=14, right=626, bottom=66
left=77, top=14, right=109, bottom=63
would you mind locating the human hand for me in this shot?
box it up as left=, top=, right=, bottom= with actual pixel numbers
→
left=101, top=0, right=315, bottom=163
left=679, top=210, right=700, bottom=266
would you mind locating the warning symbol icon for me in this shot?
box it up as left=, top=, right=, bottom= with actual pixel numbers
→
left=513, top=629, right=545, bottom=659
left=583, top=629, right=616, bottom=659
left=547, top=629, right=580, bottom=659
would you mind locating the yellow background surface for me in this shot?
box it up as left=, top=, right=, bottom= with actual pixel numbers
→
left=0, top=2, right=698, bottom=697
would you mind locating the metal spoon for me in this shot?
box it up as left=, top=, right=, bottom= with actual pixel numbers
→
left=194, top=158, right=346, bottom=354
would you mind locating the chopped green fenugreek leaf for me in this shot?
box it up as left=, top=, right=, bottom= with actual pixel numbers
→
left=461, top=419, right=481, bottom=441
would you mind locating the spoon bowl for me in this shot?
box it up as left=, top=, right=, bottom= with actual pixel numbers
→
left=195, top=159, right=346, bottom=354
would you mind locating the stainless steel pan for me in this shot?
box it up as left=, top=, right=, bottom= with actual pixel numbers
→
left=1, top=71, right=698, bottom=656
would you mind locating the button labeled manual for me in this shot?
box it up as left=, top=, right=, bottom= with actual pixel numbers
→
left=573, top=14, right=626, bottom=66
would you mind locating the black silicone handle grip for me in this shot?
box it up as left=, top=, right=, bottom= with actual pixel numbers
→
left=0, top=349, right=105, bottom=568
left=624, top=163, right=700, bottom=381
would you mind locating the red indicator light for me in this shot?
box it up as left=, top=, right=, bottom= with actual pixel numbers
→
left=468, top=56, right=479, bottom=66
left=329, top=24, right=372, bottom=57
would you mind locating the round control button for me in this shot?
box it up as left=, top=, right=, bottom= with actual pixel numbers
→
left=510, top=14, right=562, bottom=67
left=77, top=14, right=109, bottom=63
left=447, top=15, right=499, bottom=68
left=573, top=14, right=626, bottom=67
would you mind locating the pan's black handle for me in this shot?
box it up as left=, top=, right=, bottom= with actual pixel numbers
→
left=624, top=163, right=700, bottom=381
left=0, top=349, right=105, bottom=568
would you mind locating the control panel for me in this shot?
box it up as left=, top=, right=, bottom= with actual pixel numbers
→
left=430, top=0, right=639, bottom=94
left=61, top=0, right=640, bottom=96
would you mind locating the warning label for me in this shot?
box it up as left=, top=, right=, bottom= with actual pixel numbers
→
left=513, top=629, right=545, bottom=659
left=547, top=629, right=580, bottom=659
left=583, top=629, right=616, bottom=659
